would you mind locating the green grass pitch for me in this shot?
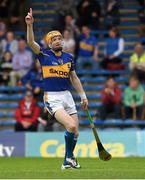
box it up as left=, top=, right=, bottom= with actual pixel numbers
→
left=0, top=157, right=145, bottom=179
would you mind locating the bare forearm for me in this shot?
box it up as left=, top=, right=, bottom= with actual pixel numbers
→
left=27, top=24, right=40, bottom=54
left=71, top=76, right=86, bottom=99
left=27, top=24, right=34, bottom=42
left=70, top=70, right=88, bottom=109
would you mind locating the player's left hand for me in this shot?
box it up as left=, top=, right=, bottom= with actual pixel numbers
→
left=81, top=98, right=88, bottom=110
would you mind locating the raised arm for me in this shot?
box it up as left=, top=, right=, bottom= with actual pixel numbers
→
left=25, top=8, right=40, bottom=54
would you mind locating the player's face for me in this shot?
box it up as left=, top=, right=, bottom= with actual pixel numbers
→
left=51, top=35, right=63, bottom=52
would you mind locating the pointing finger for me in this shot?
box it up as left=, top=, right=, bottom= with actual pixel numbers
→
left=30, top=8, right=33, bottom=15
left=28, top=12, right=32, bottom=17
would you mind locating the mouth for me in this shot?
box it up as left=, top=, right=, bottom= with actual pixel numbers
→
left=55, top=44, right=61, bottom=47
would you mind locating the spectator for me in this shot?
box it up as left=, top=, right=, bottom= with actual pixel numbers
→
left=0, top=0, right=22, bottom=29
left=77, top=0, right=101, bottom=29
left=104, top=0, right=121, bottom=29
left=0, top=19, right=6, bottom=38
left=0, top=0, right=9, bottom=21
left=63, top=29, right=76, bottom=55
left=0, top=51, right=13, bottom=85
left=15, top=90, right=40, bottom=132
left=124, top=76, right=144, bottom=120
left=100, top=77, right=122, bottom=120
left=64, top=14, right=79, bottom=37
left=55, top=0, right=78, bottom=23
left=0, top=20, right=6, bottom=57
left=54, top=14, right=80, bottom=38
left=76, top=25, right=98, bottom=69
left=63, top=14, right=80, bottom=37
left=9, top=0, right=21, bottom=31
left=21, top=60, right=42, bottom=99
left=10, top=39, right=33, bottom=86
left=39, top=35, right=48, bottom=49
left=138, top=8, right=145, bottom=37
left=101, top=27, right=125, bottom=70
left=0, top=31, right=18, bottom=55
left=37, top=108, right=54, bottom=132
left=129, top=43, right=145, bottom=83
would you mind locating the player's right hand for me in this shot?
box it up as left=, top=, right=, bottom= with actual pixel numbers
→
left=25, top=8, right=34, bottom=25
left=81, top=98, right=88, bottom=110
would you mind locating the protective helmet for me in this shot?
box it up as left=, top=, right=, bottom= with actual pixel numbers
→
left=45, top=30, right=63, bottom=45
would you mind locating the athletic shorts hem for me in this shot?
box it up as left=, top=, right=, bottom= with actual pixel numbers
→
left=69, top=112, right=77, bottom=116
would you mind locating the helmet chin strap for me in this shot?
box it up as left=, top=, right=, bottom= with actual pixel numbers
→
left=49, top=43, right=52, bottom=49
left=61, top=40, right=64, bottom=47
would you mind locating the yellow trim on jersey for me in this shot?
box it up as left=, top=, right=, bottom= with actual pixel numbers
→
left=42, top=62, right=71, bottom=78
left=80, top=42, right=94, bottom=51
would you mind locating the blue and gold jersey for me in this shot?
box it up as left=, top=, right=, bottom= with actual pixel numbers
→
left=36, top=48, right=75, bottom=92
left=78, top=34, right=97, bottom=57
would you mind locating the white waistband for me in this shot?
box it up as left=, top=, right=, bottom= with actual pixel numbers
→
left=44, top=90, right=70, bottom=95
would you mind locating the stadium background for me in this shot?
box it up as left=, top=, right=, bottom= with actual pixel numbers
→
left=0, top=0, right=145, bottom=159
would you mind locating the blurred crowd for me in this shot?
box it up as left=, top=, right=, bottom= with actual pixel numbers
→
left=100, top=76, right=145, bottom=121
left=0, top=0, right=145, bottom=131
left=138, top=0, right=145, bottom=38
